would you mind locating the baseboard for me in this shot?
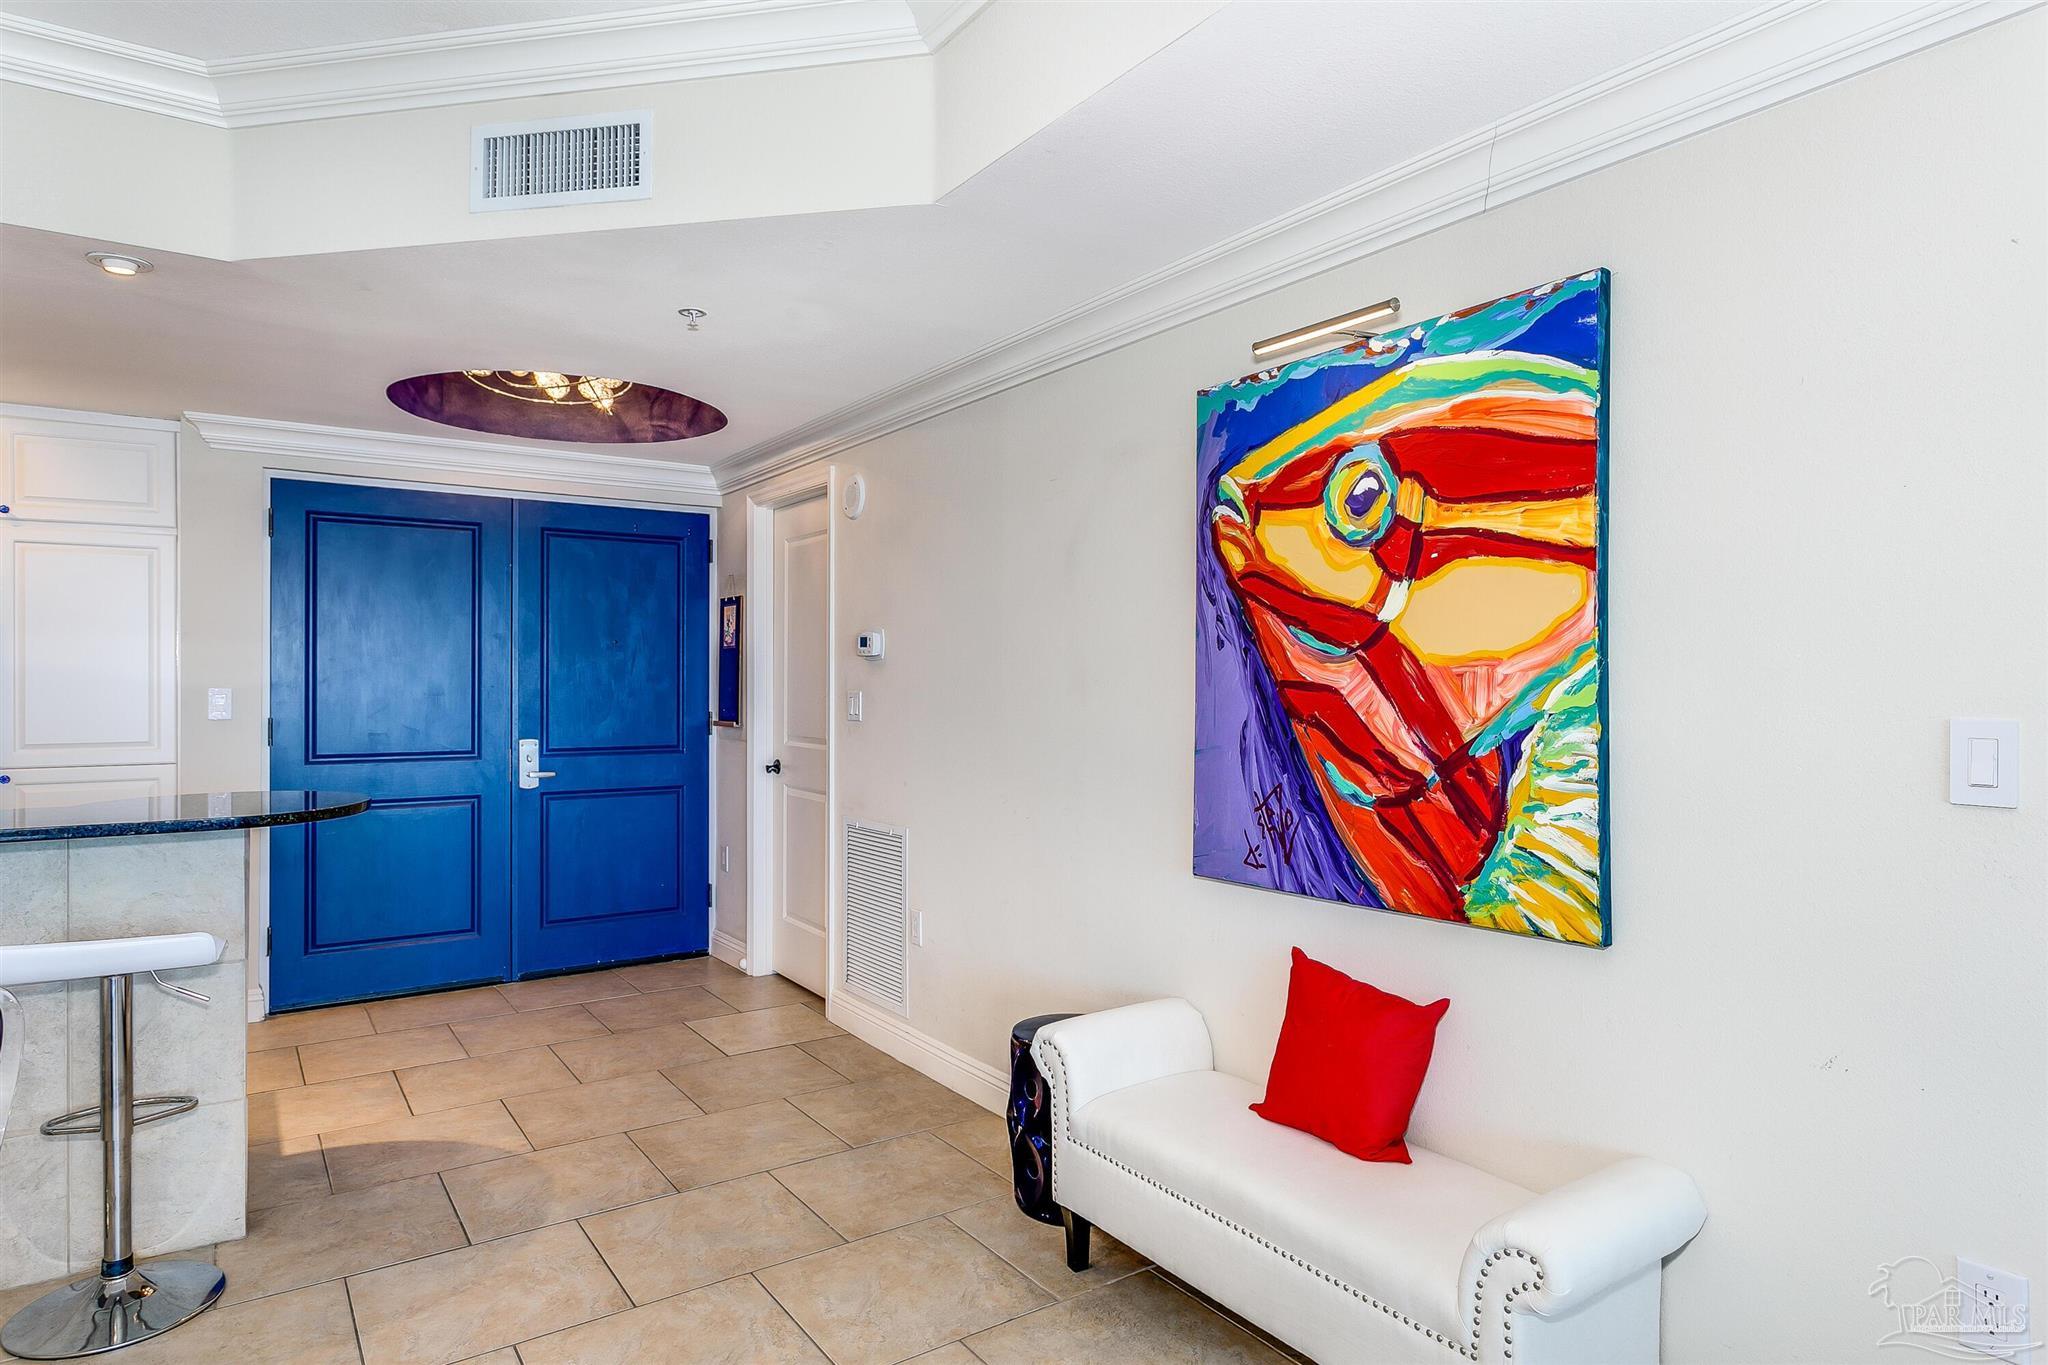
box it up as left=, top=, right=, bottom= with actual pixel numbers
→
left=246, top=985, right=265, bottom=1023
left=825, top=989, right=1009, bottom=1114
left=710, top=930, right=748, bottom=972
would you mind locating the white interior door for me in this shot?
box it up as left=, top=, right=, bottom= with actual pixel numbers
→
left=768, top=493, right=830, bottom=995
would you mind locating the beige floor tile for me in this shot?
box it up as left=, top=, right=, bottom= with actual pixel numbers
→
left=502, top=1072, right=701, bottom=1149
left=945, top=1198, right=1148, bottom=1299
left=689, top=1005, right=843, bottom=1056
left=319, top=1100, right=532, bottom=1193
left=298, top=1024, right=465, bottom=1084
left=349, top=1222, right=628, bottom=1365
left=449, top=1004, right=609, bottom=1057
left=797, top=1035, right=908, bottom=1082
left=663, top=1045, right=849, bottom=1114
left=552, top=1021, right=718, bottom=1082
left=498, top=970, right=638, bottom=1012
left=517, top=1275, right=827, bottom=1365
left=904, top=1347, right=980, bottom=1364
left=366, top=985, right=514, bottom=1034
left=583, top=986, right=734, bottom=1032
left=931, top=1114, right=1012, bottom=1177
left=248, top=1136, right=330, bottom=1210
left=441, top=1133, right=671, bottom=1242
left=759, top=1219, right=1052, bottom=1365
left=247, top=1004, right=372, bottom=1052
left=247, top=1047, right=304, bottom=1094
left=72, top=1279, right=361, bottom=1365
left=455, top=1353, right=519, bottom=1365
left=214, top=1172, right=465, bottom=1306
left=614, top=956, right=743, bottom=993
left=629, top=1100, right=844, bottom=1189
left=788, top=1073, right=986, bottom=1147
left=963, top=1270, right=1290, bottom=1365
left=249, top=1072, right=410, bottom=1144
left=772, top=1133, right=1006, bottom=1239
left=702, top=974, right=820, bottom=1013
left=396, top=1046, right=578, bottom=1114
left=582, top=1173, right=842, bottom=1304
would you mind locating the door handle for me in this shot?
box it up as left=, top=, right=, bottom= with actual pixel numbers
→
left=518, top=739, right=557, bottom=790
left=765, top=759, right=782, bottom=775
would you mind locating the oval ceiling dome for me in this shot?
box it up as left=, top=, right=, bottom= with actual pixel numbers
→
left=387, top=369, right=727, bottom=443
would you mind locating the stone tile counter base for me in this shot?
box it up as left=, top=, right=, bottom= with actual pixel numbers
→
left=0, top=832, right=248, bottom=1288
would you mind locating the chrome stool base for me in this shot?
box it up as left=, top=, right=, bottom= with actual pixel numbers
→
left=0, top=1261, right=224, bottom=1360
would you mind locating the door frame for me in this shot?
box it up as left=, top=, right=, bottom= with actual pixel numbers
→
left=257, top=467, right=721, bottom=1016
left=742, top=467, right=837, bottom=993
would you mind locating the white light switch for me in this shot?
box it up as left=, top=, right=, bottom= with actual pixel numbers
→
left=846, top=690, right=863, bottom=722
left=206, top=687, right=233, bottom=721
left=1950, top=719, right=2020, bottom=808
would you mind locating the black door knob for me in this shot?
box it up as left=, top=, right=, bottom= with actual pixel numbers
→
left=765, top=759, right=782, bottom=774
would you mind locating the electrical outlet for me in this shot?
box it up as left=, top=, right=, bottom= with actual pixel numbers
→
left=1959, top=1257, right=2030, bottom=1360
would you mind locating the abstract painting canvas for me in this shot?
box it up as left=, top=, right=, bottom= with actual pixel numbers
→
left=1194, top=270, right=1610, bottom=945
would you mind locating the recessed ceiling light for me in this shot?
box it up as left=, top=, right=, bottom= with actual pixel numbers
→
left=86, top=251, right=153, bottom=278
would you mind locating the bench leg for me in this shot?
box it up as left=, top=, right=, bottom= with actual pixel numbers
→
left=1061, top=1209, right=1092, bottom=1272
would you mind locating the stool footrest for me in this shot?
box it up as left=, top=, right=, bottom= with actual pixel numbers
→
left=39, top=1096, right=197, bottom=1137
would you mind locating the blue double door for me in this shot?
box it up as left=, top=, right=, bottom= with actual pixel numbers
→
left=269, top=480, right=709, bottom=1010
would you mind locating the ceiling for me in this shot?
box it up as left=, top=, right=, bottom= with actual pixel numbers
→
left=0, top=0, right=1752, bottom=479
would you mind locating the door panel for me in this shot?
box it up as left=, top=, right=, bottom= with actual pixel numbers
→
left=270, top=480, right=512, bottom=1009
left=512, top=501, right=708, bottom=975
left=770, top=494, right=830, bottom=994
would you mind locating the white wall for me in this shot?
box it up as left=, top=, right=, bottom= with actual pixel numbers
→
left=719, top=19, right=2048, bottom=1363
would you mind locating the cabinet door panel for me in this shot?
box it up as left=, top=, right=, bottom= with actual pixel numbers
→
left=0, top=764, right=177, bottom=806
left=0, top=413, right=176, bottom=527
left=0, top=525, right=177, bottom=767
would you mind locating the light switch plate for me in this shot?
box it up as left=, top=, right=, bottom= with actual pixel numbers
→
left=1950, top=719, right=2020, bottom=808
left=206, top=687, right=233, bottom=721
left=846, top=690, right=863, bottom=722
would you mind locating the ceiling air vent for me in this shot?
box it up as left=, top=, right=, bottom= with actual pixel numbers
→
left=470, top=111, right=653, bottom=212
left=844, top=820, right=910, bottom=1015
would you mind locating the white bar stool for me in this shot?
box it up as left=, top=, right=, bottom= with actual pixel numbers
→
left=0, top=933, right=228, bottom=1360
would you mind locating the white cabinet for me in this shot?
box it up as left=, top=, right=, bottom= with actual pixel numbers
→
left=0, top=408, right=177, bottom=528
left=0, top=523, right=178, bottom=769
left=1, top=763, right=178, bottom=807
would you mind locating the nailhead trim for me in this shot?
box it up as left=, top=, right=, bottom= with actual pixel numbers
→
left=1042, top=1037, right=1554, bottom=1360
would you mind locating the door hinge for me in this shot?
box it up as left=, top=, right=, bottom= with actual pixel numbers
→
left=707, top=881, right=715, bottom=908
left=266, top=717, right=275, bottom=747
left=266, top=507, right=274, bottom=538
left=265, top=926, right=272, bottom=955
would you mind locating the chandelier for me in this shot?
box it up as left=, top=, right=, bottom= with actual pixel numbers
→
left=463, top=369, right=633, bottom=415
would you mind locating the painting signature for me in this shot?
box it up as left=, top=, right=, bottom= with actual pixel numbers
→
left=1242, top=781, right=1298, bottom=870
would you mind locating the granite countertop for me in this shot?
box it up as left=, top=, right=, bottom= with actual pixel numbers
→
left=0, top=789, right=370, bottom=843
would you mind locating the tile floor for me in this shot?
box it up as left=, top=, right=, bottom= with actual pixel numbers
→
left=0, top=958, right=1301, bottom=1365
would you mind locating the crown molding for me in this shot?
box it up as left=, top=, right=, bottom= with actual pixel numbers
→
left=0, top=1, right=931, bottom=128
left=715, top=0, right=2039, bottom=493
left=186, top=412, right=721, bottom=504
left=911, top=0, right=992, bottom=52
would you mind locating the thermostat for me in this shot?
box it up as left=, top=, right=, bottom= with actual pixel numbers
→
left=855, top=631, right=886, bottom=659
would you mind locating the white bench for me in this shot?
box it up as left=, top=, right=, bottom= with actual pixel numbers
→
left=1032, top=999, right=1705, bottom=1364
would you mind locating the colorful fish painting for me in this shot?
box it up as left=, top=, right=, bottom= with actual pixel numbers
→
left=1194, top=270, right=1609, bottom=945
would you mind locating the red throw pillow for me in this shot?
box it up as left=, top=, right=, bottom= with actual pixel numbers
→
left=1250, top=948, right=1449, bottom=1163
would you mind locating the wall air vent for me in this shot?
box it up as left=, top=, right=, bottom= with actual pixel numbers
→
left=470, top=111, right=652, bottom=212
left=843, top=820, right=909, bottom=1015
